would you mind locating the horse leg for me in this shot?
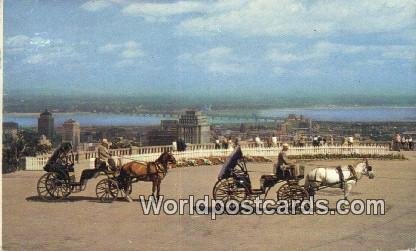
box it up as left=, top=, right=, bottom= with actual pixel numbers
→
left=119, top=170, right=133, bottom=202
left=304, top=176, right=315, bottom=198
left=152, top=179, right=156, bottom=199
left=155, top=178, right=161, bottom=200
left=124, top=178, right=133, bottom=203
left=344, top=182, right=353, bottom=200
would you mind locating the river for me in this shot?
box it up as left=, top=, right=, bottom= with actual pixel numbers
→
left=3, top=107, right=416, bottom=127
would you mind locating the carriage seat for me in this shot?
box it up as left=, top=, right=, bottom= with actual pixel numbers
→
left=260, top=174, right=279, bottom=189
left=275, top=165, right=305, bottom=180
left=94, top=158, right=117, bottom=172
left=44, top=162, right=74, bottom=173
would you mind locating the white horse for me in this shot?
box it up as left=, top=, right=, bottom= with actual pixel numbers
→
left=304, top=160, right=375, bottom=199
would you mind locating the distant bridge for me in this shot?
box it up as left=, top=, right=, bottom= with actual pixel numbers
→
left=131, top=111, right=284, bottom=123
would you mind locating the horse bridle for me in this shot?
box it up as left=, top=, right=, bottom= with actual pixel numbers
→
left=154, top=153, right=176, bottom=176
left=364, top=164, right=373, bottom=176
left=154, top=161, right=168, bottom=176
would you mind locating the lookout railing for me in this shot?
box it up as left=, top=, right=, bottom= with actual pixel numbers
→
left=25, top=143, right=392, bottom=171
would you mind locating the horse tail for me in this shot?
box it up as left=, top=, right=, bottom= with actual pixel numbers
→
left=303, top=169, right=316, bottom=196
left=303, top=173, right=310, bottom=190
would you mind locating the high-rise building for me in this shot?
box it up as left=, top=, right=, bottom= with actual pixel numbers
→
left=277, top=114, right=312, bottom=135
left=38, top=109, right=54, bottom=139
left=148, top=120, right=178, bottom=146
left=178, top=111, right=210, bottom=144
left=3, top=122, right=18, bottom=139
left=62, top=119, right=80, bottom=151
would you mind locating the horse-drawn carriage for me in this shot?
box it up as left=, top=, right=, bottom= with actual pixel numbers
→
left=37, top=143, right=176, bottom=203
left=36, top=143, right=123, bottom=201
left=213, top=146, right=309, bottom=203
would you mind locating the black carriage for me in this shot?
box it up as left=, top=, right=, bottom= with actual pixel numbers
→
left=36, top=143, right=124, bottom=202
left=212, top=146, right=309, bottom=203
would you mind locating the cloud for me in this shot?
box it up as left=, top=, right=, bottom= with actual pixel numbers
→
left=266, top=41, right=415, bottom=76
left=272, top=66, right=287, bottom=76
left=301, top=68, right=321, bottom=77
left=5, top=35, right=80, bottom=65
left=377, top=45, right=415, bottom=60
left=122, top=1, right=206, bottom=21
left=178, top=46, right=244, bottom=75
left=5, top=35, right=30, bottom=48
left=99, top=41, right=143, bottom=58
left=266, top=41, right=413, bottom=65
left=177, top=0, right=415, bottom=37
left=120, top=1, right=245, bottom=22
left=114, top=59, right=135, bottom=68
left=99, top=40, right=143, bottom=67
left=81, top=0, right=114, bottom=12
left=24, top=46, right=78, bottom=65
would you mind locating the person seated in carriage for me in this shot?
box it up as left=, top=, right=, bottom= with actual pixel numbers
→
left=276, top=143, right=297, bottom=179
left=79, top=138, right=116, bottom=185
left=96, top=138, right=117, bottom=171
left=44, top=142, right=74, bottom=172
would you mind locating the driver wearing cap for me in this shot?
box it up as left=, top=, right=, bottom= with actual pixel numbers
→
left=97, top=139, right=113, bottom=170
left=276, top=143, right=295, bottom=178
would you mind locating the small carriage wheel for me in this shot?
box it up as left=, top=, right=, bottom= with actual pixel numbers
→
left=42, top=172, right=72, bottom=200
left=213, top=178, right=248, bottom=203
left=276, top=183, right=309, bottom=207
left=96, top=178, right=119, bottom=203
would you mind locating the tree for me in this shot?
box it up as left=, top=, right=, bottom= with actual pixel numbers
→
left=2, top=129, right=52, bottom=173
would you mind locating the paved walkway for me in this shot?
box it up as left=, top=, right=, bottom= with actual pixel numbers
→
left=3, top=152, right=416, bottom=250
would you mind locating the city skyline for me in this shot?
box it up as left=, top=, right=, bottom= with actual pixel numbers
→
left=4, top=0, right=416, bottom=100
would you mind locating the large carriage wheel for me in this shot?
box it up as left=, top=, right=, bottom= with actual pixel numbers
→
left=37, top=172, right=54, bottom=200
left=96, top=178, right=119, bottom=203
left=276, top=182, right=309, bottom=207
left=213, top=178, right=248, bottom=203
left=38, top=172, right=72, bottom=200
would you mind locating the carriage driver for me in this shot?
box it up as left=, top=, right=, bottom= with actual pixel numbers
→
left=97, top=139, right=116, bottom=171
left=276, top=143, right=296, bottom=178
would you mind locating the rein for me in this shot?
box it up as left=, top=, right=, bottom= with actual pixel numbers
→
left=347, top=165, right=358, bottom=182
left=154, top=160, right=168, bottom=176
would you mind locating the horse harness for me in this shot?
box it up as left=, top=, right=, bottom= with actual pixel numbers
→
left=311, top=165, right=358, bottom=189
left=336, top=165, right=358, bottom=189
left=146, top=161, right=168, bottom=177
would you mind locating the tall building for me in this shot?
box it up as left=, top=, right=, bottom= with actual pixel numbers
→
left=161, top=120, right=178, bottom=133
left=178, top=110, right=210, bottom=144
left=38, top=109, right=54, bottom=139
left=148, top=120, right=178, bottom=146
left=62, top=119, right=80, bottom=151
left=277, top=114, right=312, bottom=135
left=3, top=122, right=18, bottom=138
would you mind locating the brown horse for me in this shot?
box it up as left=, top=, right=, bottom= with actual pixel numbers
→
left=119, top=151, right=176, bottom=202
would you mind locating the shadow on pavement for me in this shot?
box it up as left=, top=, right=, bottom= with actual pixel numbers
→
left=25, top=195, right=133, bottom=203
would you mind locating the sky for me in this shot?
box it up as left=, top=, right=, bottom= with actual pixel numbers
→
left=4, top=0, right=416, bottom=100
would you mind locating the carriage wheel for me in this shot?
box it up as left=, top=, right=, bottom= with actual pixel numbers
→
left=213, top=178, right=248, bottom=203
left=40, top=172, right=72, bottom=200
left=276, top=183, right=309, bottom=208
left=37, top=172, right=54, bottom=200
left=96, top=178, right=119, bottom=203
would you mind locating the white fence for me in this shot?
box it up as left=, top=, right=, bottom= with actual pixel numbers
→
left=25, top=144, right=392, bottom=171
left=126, top=145, right=391, bottom=163
left=25, top=155, right=51, bottom=171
